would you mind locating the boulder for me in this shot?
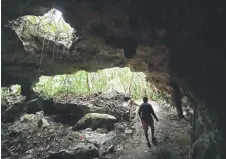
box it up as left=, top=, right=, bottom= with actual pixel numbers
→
left=1, top=95, right=27, bottom=123
left=74, top=143, right=99, bottom=159
left=188, top=133, right=218, bottom=159
left=72, top=113, right=117, bottom=131
left=37, top=118, right=49, bottom=129
left=114, top=122, right=128, bottom=133
left=48, top=143, right=99, bottom=159
left=81, top=129, right=116, bottom=146
left=80, top=129, right=124, bottom=156
left=48, top=149, right=74, bottom=159
left=96, top=128, right=109, bottom=134
left=53, top=103, right=84, bottom=118
left=20, top=114, right=36, bottom=122
left=27, top=97, right=55, bottom=114
left=50, top=103, right=85, bottom=124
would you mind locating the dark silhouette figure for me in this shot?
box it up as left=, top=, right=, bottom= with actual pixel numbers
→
left=138, top=97, right=159, bottom=147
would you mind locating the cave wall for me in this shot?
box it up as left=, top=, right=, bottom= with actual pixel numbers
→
left=1, top=0, right=226, bottom=158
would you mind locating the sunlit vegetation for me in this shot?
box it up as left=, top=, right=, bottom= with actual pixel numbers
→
left=1, top=85, right=21, bottom=97
left=33, top=67, right=166, bottom=100
left=1, top=85, right=21, bottom=105
left=10, top=8, right=75, bottom=49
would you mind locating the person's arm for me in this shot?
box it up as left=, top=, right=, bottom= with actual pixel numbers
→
left=138, top=106, right=142, bottom=118
left=149, top=104, right=159, bottom=121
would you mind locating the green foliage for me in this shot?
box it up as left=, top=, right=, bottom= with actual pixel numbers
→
left=1, top=85, right=21, bottom=105
left=12, top=8, right=75, bottom=49
left=1, top=85, right=21, bottom=97
left=27, top=16, right=37, bottom=24
left=25, top=9, right=71, bottom=34
left=33, top=67, right=163, bottom=100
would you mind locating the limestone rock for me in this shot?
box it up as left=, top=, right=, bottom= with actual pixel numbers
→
left=6, top=111, right=49, bottom=134
left=1, top=95, right=27, bottom=123
left=124, top=129, right=133, bottom=135
left=115, top=122, right=127, bottom=133
left=72, top=113, right=117, bottom=131
left=53, top=103, right=84, bottom=118
left=48, top=143, right=99, bottom=159
left=106, top=145, right=115, bottom=153
left=74, top=143, right=99, bottom=159
left=82, top=129, right=117, bottom=146
left=81, top=129, right=124, bottom=156
left=37, top=118, right=49, bottom=129
left=101, top=145, right=115, bottom=157
left=27, top=98, right=55, bottom=114
left=20, top=114, right=36, bottom=122
left=48, top=149, right=74, bottom=159
left=188, top=133, right=218, bottom=159
left=96, top=128, right=109, bottom=134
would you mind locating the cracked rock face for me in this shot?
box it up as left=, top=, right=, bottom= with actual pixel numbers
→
left=2, top=1, right=226, bottom=157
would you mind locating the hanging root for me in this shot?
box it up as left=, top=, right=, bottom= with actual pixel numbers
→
left=12, top=37, right=19, bottom=62
left=52, top=43, right=56, bottom=68
left=39, top=37, right=46, bottom=73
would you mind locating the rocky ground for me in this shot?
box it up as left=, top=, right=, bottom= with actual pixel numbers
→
left=1, top=91, right=192, bottom=159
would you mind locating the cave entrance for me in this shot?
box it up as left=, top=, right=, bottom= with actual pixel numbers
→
left=8, top=8, right=76, bottom=53
left=1, top=67, right=193, bottom=158
left=2, top=8, right=193, bottom=159
left=33, top=67, right=160, bottom=101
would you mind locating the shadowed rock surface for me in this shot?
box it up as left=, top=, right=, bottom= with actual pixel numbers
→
left=1, top=92, right=131, bottom=158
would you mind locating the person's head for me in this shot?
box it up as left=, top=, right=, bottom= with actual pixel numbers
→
left=143, top=97, right=148, bottom=103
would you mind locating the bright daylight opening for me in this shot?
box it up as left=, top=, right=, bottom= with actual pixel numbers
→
left=9, top=8, right=75, bottom=49
left=33, top=67, right=164, bottom=101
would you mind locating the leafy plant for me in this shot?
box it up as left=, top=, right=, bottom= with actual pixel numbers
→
left=1, top=85, right=22, bottom=106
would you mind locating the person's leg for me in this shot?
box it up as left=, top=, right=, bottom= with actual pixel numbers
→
left=141, top=120, right=151, bottom=147
left=149, top=120, right=155, bottom=140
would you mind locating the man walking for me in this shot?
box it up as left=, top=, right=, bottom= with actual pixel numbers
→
left=138, top=97, right=159, bottom=147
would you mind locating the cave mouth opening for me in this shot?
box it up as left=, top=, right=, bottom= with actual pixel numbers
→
left=1, top=67, right=193, bottom=158
left=8, top=8, right=76, bottom=52
left=1, top=66, right=173, bottom=126
left=33, top=67, right=167, bottom=102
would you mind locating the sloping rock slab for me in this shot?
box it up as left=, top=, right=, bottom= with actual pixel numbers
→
left=48, top=143, right=99, bottom=159
left=1, top=95, right=27, bottom=123
left=72, top=113, right=117, bottom=131
left=27, top=97, right=55, bottom=114
left=81, top=129, right=125, bottom=156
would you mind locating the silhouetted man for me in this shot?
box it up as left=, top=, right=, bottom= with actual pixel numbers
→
left=138, top=97, right=159, bottom=147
